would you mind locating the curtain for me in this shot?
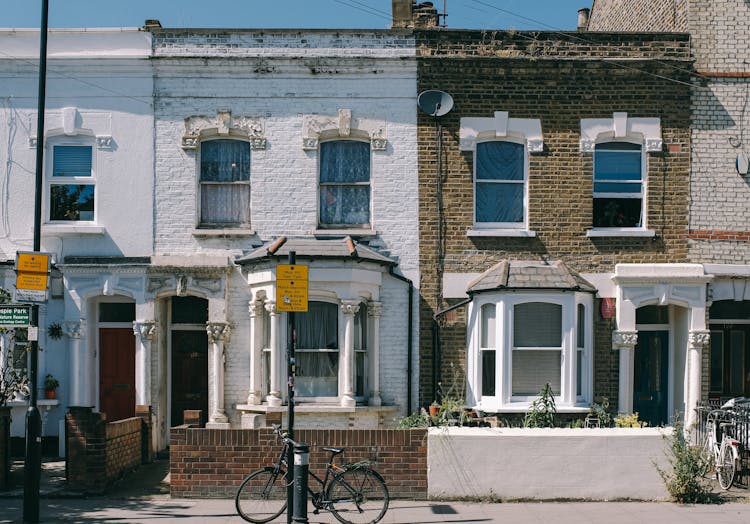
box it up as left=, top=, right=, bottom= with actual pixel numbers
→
left=320, top=141, right=370, bottom=226
left=475, top=141, right=524, bottom=224
left=512, top=349, right=561, bottom=396
left=294, top=302, right=339, bottom=397
left=200, top=140, right=250, bottom=225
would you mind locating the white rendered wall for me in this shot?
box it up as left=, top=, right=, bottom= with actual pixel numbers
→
left=428, top=427, right=671, bottom=500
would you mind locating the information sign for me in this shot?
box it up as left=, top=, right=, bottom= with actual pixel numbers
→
left=0, top=304, right=31, bottom=326
left=276, top=264, right=309, bottom=312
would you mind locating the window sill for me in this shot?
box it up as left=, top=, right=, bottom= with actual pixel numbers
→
left=586, top=229, right=655, bottom=238
left=42, top=224, right=105, bottom=235
left=313, top=228, right=377, bottom=238
left=192, top=228, right=256, bottom=238
left=467, top=228, right=536, bottom=238
left=6, top=399, right=60, bottom=408
left=236, top=403, right=397, bottom=414
left=477, top=403, right=590, bottom=414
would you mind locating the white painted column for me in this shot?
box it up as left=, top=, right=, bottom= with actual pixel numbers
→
left=247, top=300, right=264, bottom=405
left=613, top=330, right=638, bottom=415
left=64, top=320, right=88, bottom=406
left=686, top=330, right=710, bottom=430
left=266, top=301, right=282, bottom=407
left=132, top=321, right=156, bottom=406
left=340, top=300, right=360, bottom=408
left=206, top=322, right=231, bottom=427
left=368, top=301, right=383, bottom=407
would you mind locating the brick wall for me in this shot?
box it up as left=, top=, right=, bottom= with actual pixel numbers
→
left=170, top=427, right=427, bottom=499
left=66, top=407, right=143, bottom=493
left=589, top=0, right=688, bottom=32
left=415, top=29, right=692, bottom=405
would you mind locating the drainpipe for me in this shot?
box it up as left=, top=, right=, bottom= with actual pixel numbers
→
left=388, top=267, right=414, bottom=414
left=432, top=298, right=472, bottom=402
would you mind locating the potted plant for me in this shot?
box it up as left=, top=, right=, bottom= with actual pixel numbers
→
left=429, top=401, right=441, bottom=417
left=44, top=374, right=59, bottom=399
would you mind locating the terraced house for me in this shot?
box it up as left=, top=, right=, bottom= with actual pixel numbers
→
left=588, top=0, right=750, bottom=416
left=413, top=13, right=702, bottom=428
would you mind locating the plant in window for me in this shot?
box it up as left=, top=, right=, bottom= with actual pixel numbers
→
left=523, top=383, right=557, bottom=428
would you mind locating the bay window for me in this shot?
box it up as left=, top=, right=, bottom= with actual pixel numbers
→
left=294, top=301, right=340, bottom=398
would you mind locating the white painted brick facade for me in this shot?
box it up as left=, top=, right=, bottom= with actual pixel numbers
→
left=153, top=30, right=419, bottom=426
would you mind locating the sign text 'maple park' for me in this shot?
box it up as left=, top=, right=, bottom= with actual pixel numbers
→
left=276, top=264, right=309, bottom=312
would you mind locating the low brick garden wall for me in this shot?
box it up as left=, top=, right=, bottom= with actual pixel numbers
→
left=169, top=427, right=428, bottom=498
left=67, top=407, right=143, bottom=493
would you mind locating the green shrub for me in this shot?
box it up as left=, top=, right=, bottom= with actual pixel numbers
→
left=655, top=421, right=718, bottom=503
left=523, top=383, right=557, bottom=428
left=396, top=410, right=430, bottom=428
left=588, top=397, right=612, bottom=427
left=614, top=412, right=648, bottom=428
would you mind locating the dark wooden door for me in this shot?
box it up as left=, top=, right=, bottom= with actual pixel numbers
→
left=99, top=328, right=135, bottom=422
left=171, top=330, right=208, bottom=427
left=634, top=330, right=669, bottom=426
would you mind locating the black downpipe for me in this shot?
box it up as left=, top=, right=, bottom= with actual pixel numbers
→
left=388, top=268, right=414, bottom=414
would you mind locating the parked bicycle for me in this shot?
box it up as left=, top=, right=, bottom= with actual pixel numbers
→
left=700, top=397, right=747, bottom=490
left=235, top=425, right=389, bottom=524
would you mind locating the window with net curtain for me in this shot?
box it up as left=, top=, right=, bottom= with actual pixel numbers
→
left=319, top=140, right=370, bottom=227
left=200, top=139, right=250, bottom=226
left=294, top=301, right=340, bottom=397
left=475, top=141, right=525, bottom=226
left=512, top=302, right=562, bottom=396
left=480, top=303, right=496, bottom=397
left=593, top=142, right=643, bottom=228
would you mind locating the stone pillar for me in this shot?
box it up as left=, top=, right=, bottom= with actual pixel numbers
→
left=368, top=301, right=383, bottom=407
left=686, top=330, right=710, bottom=430
left=612, top=330, right=638, bottom=415
left=64, top=320, right=88, bottom=406
left=266, top=301, right=282, bottom=407
left=206, top=322, right=231, bottom=427
left=340, top=301, right=360, bottom=408
left=247, top=300, right=264, bottom=405
left=132, top=321, right=156, bottom=406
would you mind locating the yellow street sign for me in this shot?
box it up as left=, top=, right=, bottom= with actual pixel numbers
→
left=16, top=252, right=51, bottom=273
left=277, top=264, right=309, bottom=312
left=16, top=272, right=49, bottom=291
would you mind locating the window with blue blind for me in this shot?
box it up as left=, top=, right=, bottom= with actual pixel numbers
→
left=319, top=140, right=370, bottom=227
left=49, top=145, right=94, bottom=221
left=593, top=142, right=643, bottom=228
left=475, top=141, right=525, bottom=226
left=200, top=139, right=251, bottom=226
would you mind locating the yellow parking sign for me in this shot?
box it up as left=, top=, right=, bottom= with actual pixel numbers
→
left=277, top=264, right=309, bottom=312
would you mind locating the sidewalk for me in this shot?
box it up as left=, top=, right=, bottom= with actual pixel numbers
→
left=3, top=459, right=750, bottom=523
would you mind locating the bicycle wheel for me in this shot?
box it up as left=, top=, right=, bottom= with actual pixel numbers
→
left=235, top=467, right=288, bottom=523
left=698, top=422, right=715, bottom=477
left=327, top=466, right=389, bottom=524
left=717, top=443, right=736, bottom=490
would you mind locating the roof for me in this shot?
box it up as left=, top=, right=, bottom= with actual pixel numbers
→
left=467, top=260, right=596, bottom=294
left=234, top=236, right=396, bottom=267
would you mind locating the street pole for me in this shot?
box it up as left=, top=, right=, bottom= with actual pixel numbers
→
left=23, top=1, right=49, bottom=522
left=286, top=250, right=296, bottom=524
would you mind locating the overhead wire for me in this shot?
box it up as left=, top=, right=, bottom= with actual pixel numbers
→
left=332, top=0, right=392, bottom=23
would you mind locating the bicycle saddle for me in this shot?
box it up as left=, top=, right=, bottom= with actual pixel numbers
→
left=322, top=447, right=345, bottom=455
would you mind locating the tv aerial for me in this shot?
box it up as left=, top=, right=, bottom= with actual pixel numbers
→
left=417, top=90, right=454, bottom=117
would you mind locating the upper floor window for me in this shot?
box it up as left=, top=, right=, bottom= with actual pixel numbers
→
left=475, top=141, right=526, bottom=227
left=319, top=140, right=370, bottom=228
left=200, top=139, right=250, bottom=227
left=593, top=142, right=644, bottom=228
left=49, top=145, right=94, bottom=222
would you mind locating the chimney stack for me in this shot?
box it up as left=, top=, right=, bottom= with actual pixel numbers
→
left=392, top=1, right=440, bottom=28
left=392, top=0, right=413, bottom=28
left=577, top=8, right=590, bottom=31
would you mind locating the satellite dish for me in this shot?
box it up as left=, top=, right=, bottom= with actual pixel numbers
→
left=418, top=90, right=454, bottom=117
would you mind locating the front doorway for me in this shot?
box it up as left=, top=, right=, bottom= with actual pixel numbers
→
left=169, top=296, right=209, bottom=427
left=709, top=300, right=750, bottom=400
left=634, top=330, right=669, bottom=426
left=99, top=328, right=136, bottom=422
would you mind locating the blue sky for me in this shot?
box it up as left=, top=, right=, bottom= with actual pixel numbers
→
left=3, top=1, right=588, bottom=30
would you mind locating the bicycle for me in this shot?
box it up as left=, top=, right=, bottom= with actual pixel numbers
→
left=235, top=425, right=389, bottom=524
left=700, top=398, right=745, bottom=490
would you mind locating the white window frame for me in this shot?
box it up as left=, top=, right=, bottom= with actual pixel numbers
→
left=198, top=138, right=251, bottom=228
left=467, top=291, right=593, bottom=412
left=45, top=139, right=96, bottom=224
left=473, top=138, right=528, bottom=230
left=591, top=139, right=647, bottom=231
left=317, top=138, right=372, bottom=230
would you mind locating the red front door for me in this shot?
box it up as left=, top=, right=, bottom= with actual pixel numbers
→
left=99, top=328, right=135, bottom=422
